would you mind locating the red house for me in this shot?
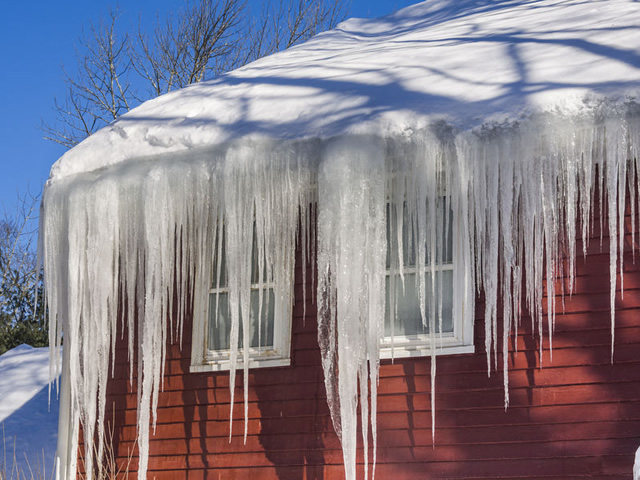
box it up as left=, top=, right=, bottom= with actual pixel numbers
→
left=44, top=1, right=640, bottom=479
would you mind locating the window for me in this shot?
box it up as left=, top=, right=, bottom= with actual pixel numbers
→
left=190, top=225, right=293, bottom=373
left=380, top=198, right=474, bottom=359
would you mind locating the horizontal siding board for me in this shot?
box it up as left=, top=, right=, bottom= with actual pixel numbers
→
left=106, top=424, right=640, bottom=454
left=105, top=361, right=640, bottom=404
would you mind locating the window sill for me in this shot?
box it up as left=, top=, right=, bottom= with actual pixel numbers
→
left=190, top=356, right=291, bottom=373
left=380, top=343, right=474, bottom=360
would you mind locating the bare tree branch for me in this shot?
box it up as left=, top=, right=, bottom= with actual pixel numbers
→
left=133, top=0, right=246, bottom=94
left=44, top=0, right=348, bottom=149
left=240, top=0, right=348, bottom=64
left=43, top=9, right=133, bottom=148
left=0, top=192, right=45, bottom=354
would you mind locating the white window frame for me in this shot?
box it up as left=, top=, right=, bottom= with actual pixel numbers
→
left=190, top=232, right=293, bottom=373
left=380, top=201, right=474, bottom=360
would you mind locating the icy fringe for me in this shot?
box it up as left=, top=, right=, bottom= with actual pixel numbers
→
left=41, top=142, right=314, bottom=480
left=42, top=105, right=640, bottom=480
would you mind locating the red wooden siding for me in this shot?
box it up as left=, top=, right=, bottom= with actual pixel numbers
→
left=94, top=210, right=640, bottom=479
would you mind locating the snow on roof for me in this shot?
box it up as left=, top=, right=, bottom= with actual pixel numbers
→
left=50, top=0, right=640, bottom=181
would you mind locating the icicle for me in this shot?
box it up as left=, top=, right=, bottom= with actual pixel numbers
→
left=317, top=136, right=386, bottom=480
left=41, top=146, right=311, bottom=479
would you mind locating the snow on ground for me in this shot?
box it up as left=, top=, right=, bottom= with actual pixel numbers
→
left=0, top=344, right=59, bottom=476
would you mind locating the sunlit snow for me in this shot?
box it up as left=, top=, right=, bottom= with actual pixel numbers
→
left=0, top=345, right=60, bottom=475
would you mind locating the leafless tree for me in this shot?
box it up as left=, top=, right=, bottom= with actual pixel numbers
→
left=242, top=0, right=347, bottom=64
left=44, top=0, right=348, bottom=149
left=132, top=0, right=246, bottom=95
left=0, top=192, right=45, bottom=354
left=43, top=10, right=133, bottom=149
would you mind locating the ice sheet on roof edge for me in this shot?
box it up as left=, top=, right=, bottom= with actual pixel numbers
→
left=42, top=107, right=640, bottom=480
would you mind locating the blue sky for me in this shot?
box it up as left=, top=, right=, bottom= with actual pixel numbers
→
left=0, top=0, right=417, bottom=214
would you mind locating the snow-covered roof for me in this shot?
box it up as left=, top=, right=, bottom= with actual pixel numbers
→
left=50, top=0, right=640, bottom=181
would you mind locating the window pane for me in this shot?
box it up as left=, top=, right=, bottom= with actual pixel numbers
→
left=212, top=225, right=272, bottom=288
left=208, top=292, right=230, bottom=350
left=208, top=289, right=275, bottom=351
left=386, top=203, right=416, bottom=268
left=386, top=201, right=453, bottom=268
left=249, top=288, right=275, bottom=348
left=212, top=229, right=227, bottom=288
left=384, top=270, right=454, bottom=336
left=250, top=236, right=272, bottom=284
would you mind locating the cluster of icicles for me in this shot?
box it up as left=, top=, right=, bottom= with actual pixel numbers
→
left=41, top=105, right=640, bottom=480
